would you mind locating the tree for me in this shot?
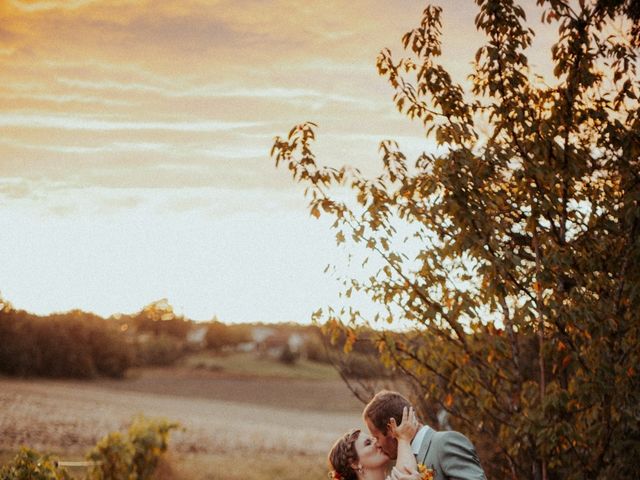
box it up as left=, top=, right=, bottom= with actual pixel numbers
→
left=204, top=319, right=252, bottom=351
left=271, top=1, right=639, bottom=479
left=132, top=299, right=192, bottom=339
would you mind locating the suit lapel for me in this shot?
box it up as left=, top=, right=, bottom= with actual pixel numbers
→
left=416, top=427, right=436, bottom=465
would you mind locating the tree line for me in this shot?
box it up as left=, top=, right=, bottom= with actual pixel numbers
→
left=0, top=308, right=131, bottom=378
left=0, top=297, right=392, bottom=379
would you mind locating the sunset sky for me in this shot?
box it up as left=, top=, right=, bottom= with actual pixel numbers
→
left=0, top=0, right=557, bottom=323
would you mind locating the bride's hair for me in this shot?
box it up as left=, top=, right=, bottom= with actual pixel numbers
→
left=328, top=429, right=360, bottom=480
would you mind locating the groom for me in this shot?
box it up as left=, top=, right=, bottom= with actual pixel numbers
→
left=364, top=390, right=486, bottom=480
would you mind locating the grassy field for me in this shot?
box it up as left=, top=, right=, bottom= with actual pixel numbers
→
left=181, top=351, right=340, bottom=381
left=0, top=359, right=365, bottom=480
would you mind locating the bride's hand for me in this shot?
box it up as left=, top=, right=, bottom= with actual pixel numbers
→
left=388, top=406, right=419, bottom=442
left=386, top=466, right=422, bottom=480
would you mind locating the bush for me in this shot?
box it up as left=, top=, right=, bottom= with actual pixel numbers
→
left=128, top=417, right=178, bottom=479
left=304, top=332, right=330, bottom=363
left=205, top=321, right=252, bottom=351
left=0, top=447, right=70, bottom=480
left=85, top=432, right=133, bottom=480
left=0, top=417, right=179, bottom=480
left=134, top=335, right=183, bottom=366
left=86, top=416, right=180, bottom=480
left=87, top=327, right=133, bottom=379
left=278, top=344, right=299, bottom=365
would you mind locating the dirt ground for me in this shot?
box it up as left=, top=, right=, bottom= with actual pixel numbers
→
left=0, top=368, right=364, bottom=459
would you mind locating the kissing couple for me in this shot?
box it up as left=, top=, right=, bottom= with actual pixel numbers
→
left=329, top=390, right=486, bottom=480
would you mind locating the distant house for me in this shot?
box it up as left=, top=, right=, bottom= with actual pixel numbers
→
left=251, top=328, right=307, bottom=359
left=264, top=333, right=287, bottom=357
left=252, top=327, right=275, bottom=343
left=236, top=341, right=256, bottom=353
left=186, top=326, right=208, bottom=349
left=288, top=333, right=304, bottom=353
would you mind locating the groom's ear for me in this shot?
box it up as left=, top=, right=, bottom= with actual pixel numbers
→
left=386, top=416, right=398, bottom=436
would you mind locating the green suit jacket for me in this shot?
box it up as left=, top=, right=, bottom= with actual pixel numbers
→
left=415, top=428, right=486, bottom=480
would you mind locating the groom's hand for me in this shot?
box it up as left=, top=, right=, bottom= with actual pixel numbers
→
left=387, top=466, right=422, bottom=480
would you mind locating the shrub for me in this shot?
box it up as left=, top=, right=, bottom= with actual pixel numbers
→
left=304, top=332, right=330, bottom=363
left=278, top=344, right=299, bottom=365
left=205, top=321, right=252, bottom=351
left=86, top=416, right=180, bottom=480
left=134, top=335, right=183, bottom=366
left=85, top=432, right=134, bottom=480
left=128, top=417, right=178, bottom=479
left=0, top=447, right=70, bottom=480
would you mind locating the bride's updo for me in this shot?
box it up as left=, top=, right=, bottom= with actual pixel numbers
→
left=328, top=429, right=361, bottom=480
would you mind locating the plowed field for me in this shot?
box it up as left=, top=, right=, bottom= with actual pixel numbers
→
left=0, top=368, right=363, bottom=459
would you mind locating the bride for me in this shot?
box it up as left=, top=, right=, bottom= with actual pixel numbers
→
left=328, top=407, right=422, bottom=480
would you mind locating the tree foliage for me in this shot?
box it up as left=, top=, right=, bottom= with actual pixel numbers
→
left=205, top=319, right=252, bottom=351
left=115, top=299, right=193, bottom=367
left=128, top=298, right=192, bottom=339
left=272, top=1, right=639, bottom=479
left=0, top=307, right=132, bottom=378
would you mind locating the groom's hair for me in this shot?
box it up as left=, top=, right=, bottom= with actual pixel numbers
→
left=363, top=390, right=412, bottom=435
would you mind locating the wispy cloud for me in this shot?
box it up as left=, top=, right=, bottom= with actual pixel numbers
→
left=52, top=77, right=379, bottom=109
left=0, top=113, right=263, bottom=131
left=0, top=138, right=171, bottom=154
left=0, top=178, right=33, bottom=199
left=0, top=91, right=135, bottom=106
left=8, top=0, right=101, bottom=12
